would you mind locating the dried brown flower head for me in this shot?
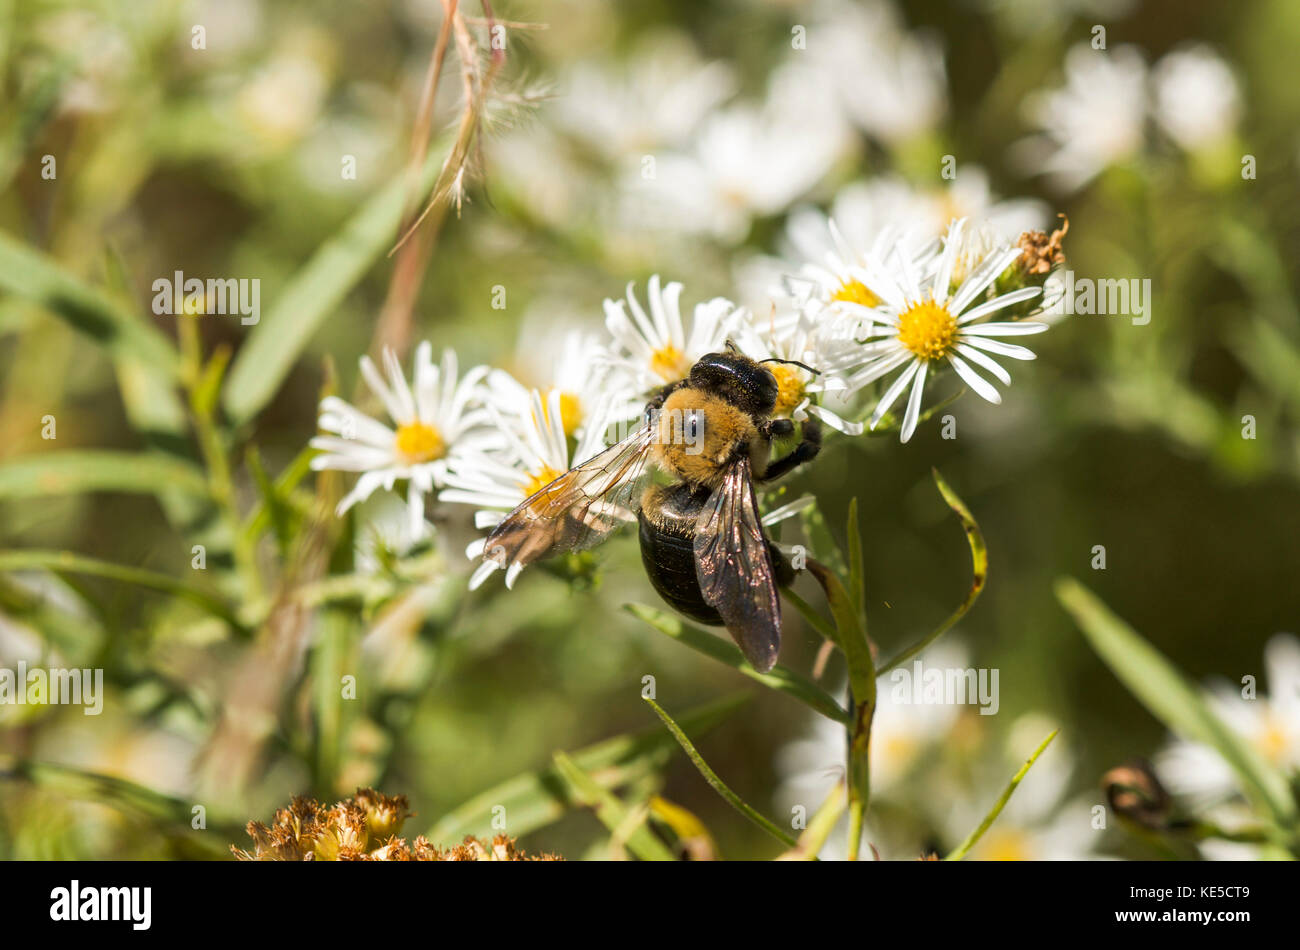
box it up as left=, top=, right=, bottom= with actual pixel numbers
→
left=232, top=788, right=561, bottom=861
left=1016, top=215, right=1069, bottom=277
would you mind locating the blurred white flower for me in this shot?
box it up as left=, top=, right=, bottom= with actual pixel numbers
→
left=552, top=32, right=736, bottom=160
left=775, top=640, right=976, bottom=859
left=486, top=329, right=635, bottom=441
left=944, top=715, right=1103, bottom=860
left=237, top=52, right=328, bottom=145
left=1018, top=44, right=1148, bottom=191
left=1151, top=45, right=1240, bottom=152
left=636, top=62, right=850, bottom=242
left=824, top=219, right=1047, bottom=442
left=310, top=344, right=490, bottom=537
left=809, top=0, right=948, bottom=144
left=1155, top=633, right=1300, bottom=808
left=601, top=275, right=741, bottom=391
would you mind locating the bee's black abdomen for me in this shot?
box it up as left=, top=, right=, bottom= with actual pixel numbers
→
left=638, top=484, right=724, bottom=626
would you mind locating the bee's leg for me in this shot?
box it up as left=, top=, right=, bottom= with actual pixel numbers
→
left=757, top=415, right=822, bottom=483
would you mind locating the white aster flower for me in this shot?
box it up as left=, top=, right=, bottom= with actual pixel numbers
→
left=602, top=275, right=741, bottom=392
left=1151, top=45, right=1240, bottom=152
left=945, top=716, right=1104, bottom=861
left=826, top=218, right=1048, bottom=442
left=810, top=0, right=948, bottom=145
left=777, top=641, right=973, bottom=809
left=552, top=31, right=736, bottom=161
left=440, top=388, right=619, bottom=591
left=1018, top=44, right=1148, bottom=192
left=1154, top=633, right=1300, bottom=808
left=638, top=61, right=849, bottom=242
left=310, top=343, right=489, bottom=537
left=486, top=329, right=637, bottom=441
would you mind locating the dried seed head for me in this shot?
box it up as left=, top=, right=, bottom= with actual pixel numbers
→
left=1016, top=215, right=1069, bottom=278
left=232, top=789, right=562, bottom=860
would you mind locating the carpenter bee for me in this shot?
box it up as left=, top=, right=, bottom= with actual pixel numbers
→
left=481, top=346, right=821, bottom=673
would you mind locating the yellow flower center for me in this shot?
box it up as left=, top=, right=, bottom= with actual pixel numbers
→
left=831, top=279, right=882, bottom=309
left=978, top=827, right=1036, bottom=862
left=769, top=364, right=806, bottom=417
left=394, top=421, right=445, bottom=464
left=650, top=344, right=690, bottom=382
left=1257, top=713, right=1289, bottom=764
left=520, top=463, right=563, bottom=499
left=546, top=388, right=583, bottom=437
left=896, top=300, right=958, bottom=361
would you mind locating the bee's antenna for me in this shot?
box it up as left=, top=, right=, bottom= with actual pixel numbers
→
left=761, top=356, right=821, bottom=376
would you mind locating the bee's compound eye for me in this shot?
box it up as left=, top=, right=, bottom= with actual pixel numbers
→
left=686, top=410, right=701, bottom=441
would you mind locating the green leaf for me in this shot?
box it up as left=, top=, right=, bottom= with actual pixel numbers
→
left=0, top=230, right=179, bottom=376
left=644, top=697, right=797, bottom=849
left=945, top=730, right=1059, bottom=860
left=221, top=144, right=445, bottom=425
left=877, top=467, right=987, bottom=675
left=799, top=500, right=847, bottom=578
left=1056, top=577, right=1297, bottom=828
left=623, top=603, right=849, bottom=723
left=0, top=450, right=207, bottom=500
left=1, top=760, right=236, bottom=859
left=552, top=751, right=676, bottom=861
left=846, top=497, right=865, bottom=623
left=778, top=781, right=846, bottom=860
left=0, top=549, right=242, bottom=630
left=427, top=692, right=748, bottom=843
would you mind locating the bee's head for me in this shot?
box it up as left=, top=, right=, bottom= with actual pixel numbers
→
left=689, top=348, right=778, bottom=418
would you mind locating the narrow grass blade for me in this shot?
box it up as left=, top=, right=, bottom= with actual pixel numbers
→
left=428, top=693, right=748, bottom=843
left=1057, top=577, right=1296, bottom=828
left=0, top=230, right=179, bottom=375
left=624, top=603, right=849, bottom=723
left=222, top=145, right=444, bottom=424
left=0, top=549, right=241, bottom=629
left=878, top=467, right=988, bottom=675
left=552, top=751, right=675, bottom=861
left=644, top=697, right=797, bottom=849
left=945, top=730, right=1058, bottom=860
left=0, top=450, right=207, bottom=500
left=777, top=781, right=845, bottom=860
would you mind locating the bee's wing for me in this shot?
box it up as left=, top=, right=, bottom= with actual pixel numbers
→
left=483, top=422, right=657, bottom=572
left=693, top=455, right=781, bottom=673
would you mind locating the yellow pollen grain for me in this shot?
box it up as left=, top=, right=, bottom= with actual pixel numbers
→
left=520, top=463, right=563, bottom=498
left=769, top=364, right=806, bottom=417
left=831, top=279, right=882, bottom=309
left=394, top=421, right=445, bottom=464
left=650, top=344, right=689, bottom=382
left=896, top=300, right=958, bottom=362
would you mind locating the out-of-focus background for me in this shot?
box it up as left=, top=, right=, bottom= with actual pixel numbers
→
left=1, top=0, right=1298, bottom=860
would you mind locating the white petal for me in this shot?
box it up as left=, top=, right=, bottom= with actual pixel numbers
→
left=956, top=286, right=1043, bottom=324
left=961, top=321, right=1050, bottom=336
left=868, top=358, right=921, bottom=431
left=961, top=336, right=1039, bottom=360
left=948, top=354, right=1002, bottom=405
left=899, top=361, right=928, bottom=443
left=805, top=402, right=865, bottom=435
left=954, top=343, right=1012, bottom=385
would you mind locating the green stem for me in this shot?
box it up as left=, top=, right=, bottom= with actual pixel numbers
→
left=644, top=697, right=797, bottom=849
